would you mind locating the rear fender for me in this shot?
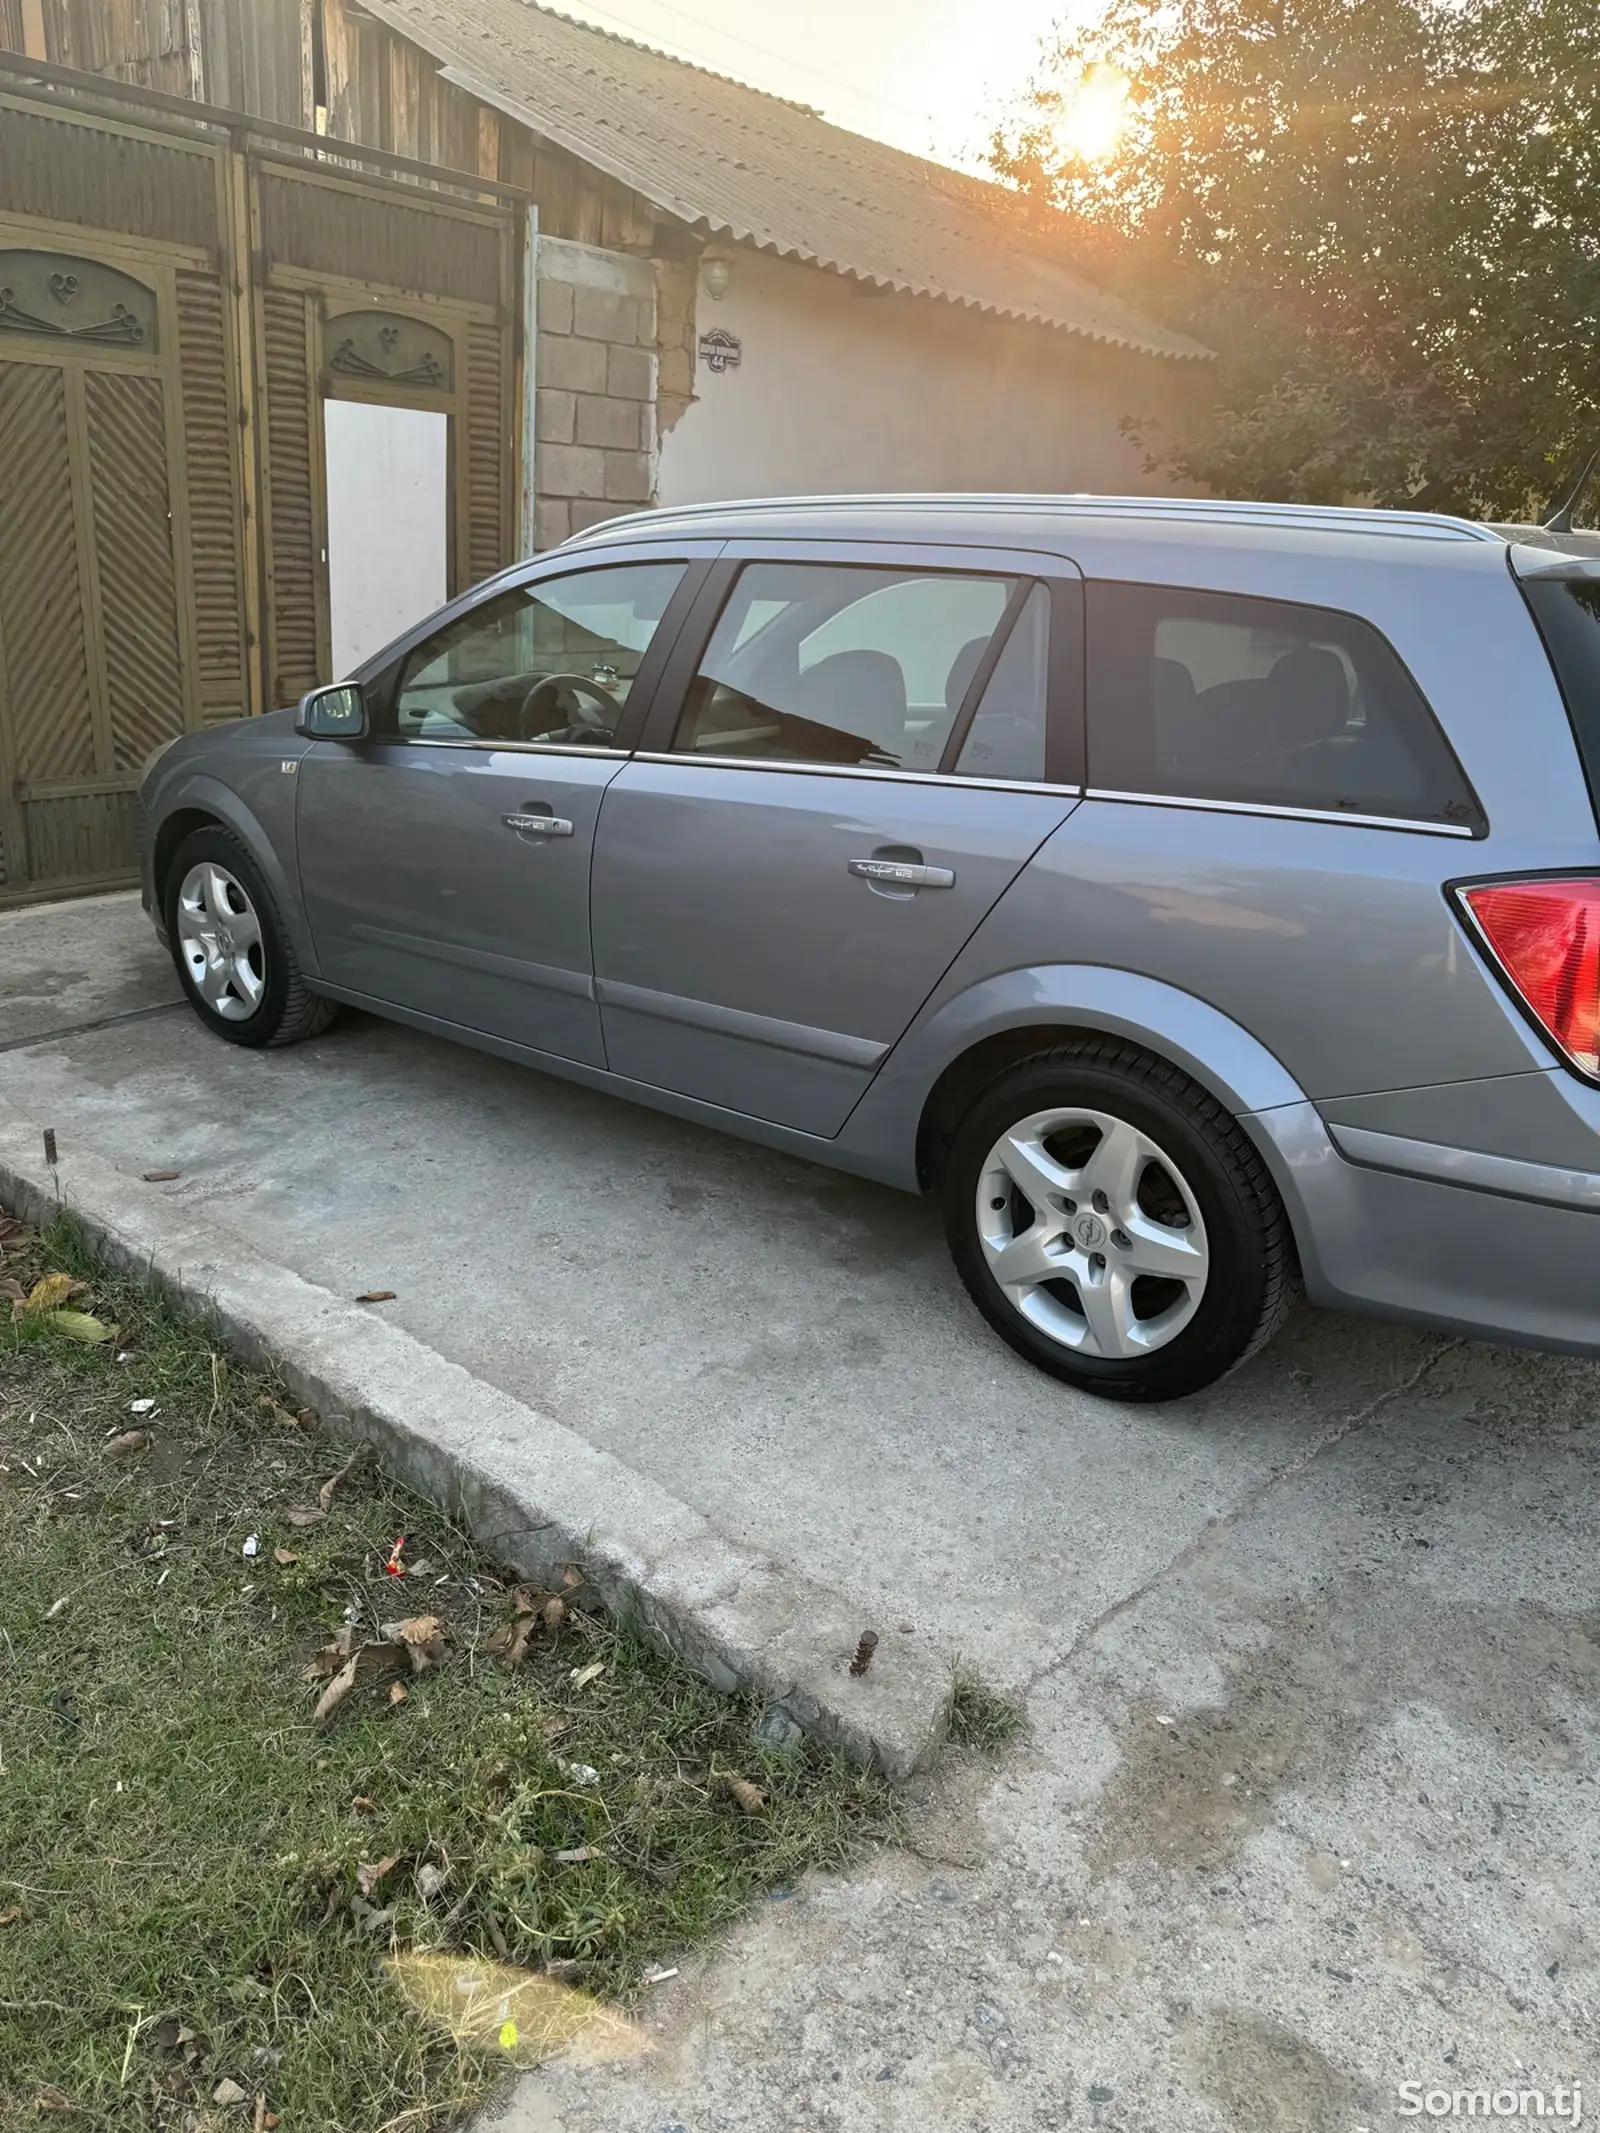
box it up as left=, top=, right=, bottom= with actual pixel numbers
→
left=838, top=964, right=1311, bottom=1187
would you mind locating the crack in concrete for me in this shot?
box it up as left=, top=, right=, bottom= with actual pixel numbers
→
left=1018, top=1337, right=1465, bottom=1700
left=0, top=999, right=185, bottom=1054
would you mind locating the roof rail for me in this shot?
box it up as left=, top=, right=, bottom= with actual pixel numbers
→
left=562, top=493, right=1503, bottom=547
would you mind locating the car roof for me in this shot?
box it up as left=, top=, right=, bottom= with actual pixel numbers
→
left=562, top=493, right=1519, bottom=568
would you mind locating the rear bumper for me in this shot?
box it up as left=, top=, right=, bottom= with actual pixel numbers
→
left=1250, top=1101, right=1600, bottom=1355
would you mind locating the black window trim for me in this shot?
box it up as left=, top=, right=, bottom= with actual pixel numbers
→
left=1081, top=575, right=1488, bottom=839
left=633, top=550, right=1087, bottom=790
left=1512, top=563, right=1600, bottom=830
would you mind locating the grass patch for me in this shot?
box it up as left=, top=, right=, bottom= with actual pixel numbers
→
left=0, top=1215, right=896, bottom=2130
left=944, top=1667, right=1025, bottom=1753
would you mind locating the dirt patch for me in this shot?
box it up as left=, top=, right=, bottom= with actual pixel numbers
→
left=1089, top=1583, right=1600, bottom=1879
left=1181, top=2006, right=1378, bottom=2132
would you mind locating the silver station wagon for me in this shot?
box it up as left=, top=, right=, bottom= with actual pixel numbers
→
left=141, top=496, right=1600, bottom=1401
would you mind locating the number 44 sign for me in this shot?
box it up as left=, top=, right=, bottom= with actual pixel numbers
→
left=698, top=326, right=742, bottom=373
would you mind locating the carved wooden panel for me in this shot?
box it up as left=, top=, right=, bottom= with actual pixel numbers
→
left=84, top=368, right=186, bottom=771
left=0, top=248, right=157, bottom=352
left=326, top=308, right=453, bottom=391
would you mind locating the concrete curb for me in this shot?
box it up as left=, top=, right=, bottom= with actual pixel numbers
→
left=0, top=1093, right=948, bottom=1776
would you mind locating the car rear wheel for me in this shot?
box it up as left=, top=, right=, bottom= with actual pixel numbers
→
left=165, top=826, right=337, bottom=1049
left=943, top=1038, right=1297, bottom=1401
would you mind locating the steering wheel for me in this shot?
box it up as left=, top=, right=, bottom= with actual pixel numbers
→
left=517, top=672, right=620, bottom=741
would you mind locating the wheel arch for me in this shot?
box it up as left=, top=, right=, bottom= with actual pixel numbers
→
left=852, top=968, right=1310, bottom=1190
left=149, top=775, right=314, bottom=967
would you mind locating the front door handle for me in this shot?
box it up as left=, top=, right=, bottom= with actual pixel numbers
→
left=503, top=811, right=574, bottom=838
left=847, top=856, right=955, bottom=889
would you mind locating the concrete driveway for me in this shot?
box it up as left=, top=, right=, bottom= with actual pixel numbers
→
left=3, top=890, right=1596, bottom=2130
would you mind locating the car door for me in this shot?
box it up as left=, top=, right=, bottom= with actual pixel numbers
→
left=296, top=550, right=708, bottom=1066
left=590, top=541, right=1085, bottom=1134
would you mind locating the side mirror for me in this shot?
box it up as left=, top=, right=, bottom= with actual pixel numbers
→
left=296, top=682, right=368, bottom=740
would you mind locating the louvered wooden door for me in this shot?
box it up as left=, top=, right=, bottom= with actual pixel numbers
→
left=0, top=237, right=244, bottom=902
left=250, top=162, right=515, bottom=705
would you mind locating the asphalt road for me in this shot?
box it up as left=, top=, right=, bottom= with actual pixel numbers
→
left=3, top=890, right=1595, bottom=2132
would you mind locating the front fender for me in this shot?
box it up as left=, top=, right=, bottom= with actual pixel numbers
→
left=837, top=963, right=1311, bottom=1188
left=146, top=765, right=317, bottom=973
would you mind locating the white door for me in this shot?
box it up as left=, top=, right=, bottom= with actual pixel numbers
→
left=324, top=399, right=449, bottom=677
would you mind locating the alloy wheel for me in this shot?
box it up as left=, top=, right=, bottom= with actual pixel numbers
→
left=176, top=861, right=266, bottom=1022
left=975, top=1105, right=1209, bottom=1359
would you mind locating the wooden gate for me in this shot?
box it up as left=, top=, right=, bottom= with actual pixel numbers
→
left=0, top=82, right=519, bottom=907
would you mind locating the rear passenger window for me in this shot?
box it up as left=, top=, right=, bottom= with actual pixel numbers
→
left=671, top=563, right=1016, bottom=770
left=952, top=583, right=1051, bottom=782
left=1087, top=582, right=1483, bottom=828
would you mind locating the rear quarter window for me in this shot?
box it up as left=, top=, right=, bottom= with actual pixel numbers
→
left=1517, top=577, right=1600, bottom=821
left=1087, top=581, right=1484, bottom=830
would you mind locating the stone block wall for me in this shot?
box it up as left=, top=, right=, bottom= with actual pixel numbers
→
left=532, top=236, right=657, bottom=548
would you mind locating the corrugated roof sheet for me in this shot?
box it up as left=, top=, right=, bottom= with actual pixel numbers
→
left=358, top=0, right=1210, bottom=361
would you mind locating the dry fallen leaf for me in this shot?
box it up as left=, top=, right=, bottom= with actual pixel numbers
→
left=102, top=1429, right=151, bottom=1459
left=301, top=1623, right=356, bottom=1679
left=142, top=1169, right=181, bottom=1183
left=388, top=1614, right=446, bottom=1672
left=0, top=1905, right=20, bottom=1927
left=257, top=1396, right=299, bottom=1430
left=314, top=1640, right=408, bottom=1724
left=46, top=1309, right=118, bottom=1345
left=478, top=1622, right=515, bottom=1658
left=355, top=1289, right=396, bottom=1304
left=720, top=1773, right=767, bottom=1817
left=569, top=1661, right=606, bottom=1692
left=284, top=1506, right=326, bottom=1529
left=542, top=1596, right=566, bottom=1634
left=294, top=1407, right=319, bottom=1431
left=0, top=1277, right=24, bottom=1302
left=33, top=2085, right=80, bottom=2115
left=212, top=2076, right=248, bottom=2106
left=317, top=1450, right=361, bottom=1513
left=272, top=1548, right=299, bottom=1567
left=389, top=1679, right=408, bottom=1705
left=415, top=1862, right=447, bottom=1901
left=562, top=1564, right=584, bottom=1590
left=356, top=1855, right=401, bottom=1899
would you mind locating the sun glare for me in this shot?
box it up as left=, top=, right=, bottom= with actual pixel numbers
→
left=1052, top=60, right=1132, bottom=164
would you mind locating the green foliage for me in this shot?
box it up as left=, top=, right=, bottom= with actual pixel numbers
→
left=0, top=1224, right=896, bottom=2130
left=991, top=0, right=1600, bottom=515
left=944, top=1668, right=1025, bottom=1752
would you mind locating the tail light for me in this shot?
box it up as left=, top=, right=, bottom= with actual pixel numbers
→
left=1457, top=876, right=1600, bottom=1081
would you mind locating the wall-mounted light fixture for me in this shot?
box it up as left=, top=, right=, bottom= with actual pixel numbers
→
left=700, top=250, right=732, bottom=301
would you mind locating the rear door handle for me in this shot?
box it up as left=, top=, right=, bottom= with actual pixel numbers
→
left=847, top=857, right=955, bottom=889
left=503, top=811, right=574, bottom=838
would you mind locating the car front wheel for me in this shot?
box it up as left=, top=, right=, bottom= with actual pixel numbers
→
left=164, top=825, right=337, bottom=1049
left=943, top=1039, right=1297, bottom=1402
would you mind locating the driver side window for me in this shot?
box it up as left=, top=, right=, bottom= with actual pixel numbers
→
left=392, top=561, right=686, bottom=747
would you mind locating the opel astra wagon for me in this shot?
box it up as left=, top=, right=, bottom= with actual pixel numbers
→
left=140, top=496, right=1600, bottom=1401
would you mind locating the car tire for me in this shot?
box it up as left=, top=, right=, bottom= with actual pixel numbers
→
left=943, top=1038, right=1298, bottom=1402
left=164, top=825, right=338, bottom=1050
